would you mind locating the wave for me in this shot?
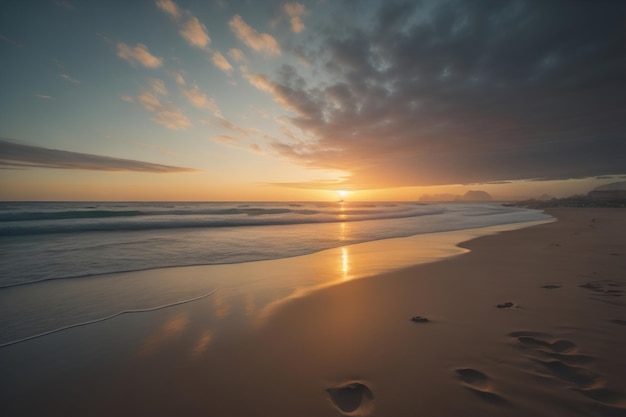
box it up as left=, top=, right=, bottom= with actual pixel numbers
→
left=0, top=206, right=446, bottom=236
left=0, top=210, right=144, bottom=222
left=0, top=289, right=218, bottom=348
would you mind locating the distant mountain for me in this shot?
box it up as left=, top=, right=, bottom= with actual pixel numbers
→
left=459, top=190, right=493, bottom=201
left=418, top=193, right=458, bottom=202
left=538, top=194, right=555, bottom=201
left=418, top=190, right=493, bottom=202
left=587, top=181, right=626, bottom=200
left=509, top=180, right=626, bottom=208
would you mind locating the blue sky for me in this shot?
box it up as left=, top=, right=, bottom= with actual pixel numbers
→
left=1, top=0, right=624, bottom=201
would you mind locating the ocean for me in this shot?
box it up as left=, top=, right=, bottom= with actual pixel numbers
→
left=0, top=201, right=550, bottom=346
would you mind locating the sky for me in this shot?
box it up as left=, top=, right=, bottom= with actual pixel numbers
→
left=0, top=0, right=624, bottom=201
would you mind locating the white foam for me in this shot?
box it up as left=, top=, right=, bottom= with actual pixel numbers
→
left=0, top=289, right=217, bottom=348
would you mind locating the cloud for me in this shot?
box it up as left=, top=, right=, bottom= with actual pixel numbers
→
left=35, top=94, right=52, bottom=99
left=0, top=34, right=23, bottom=48
left=253, top=0, right=626, bottom=188
left=116, top=43, right=163, bottom=68
left=211, top=135, right=239, bottom=146
left=284, top=3, right=306, bottom=33
left=229, top=15, right=281, bottom=57
left=156, top=0, right=210, bottom=49
left=149, top=78, right=167, bottom=95
left=136, top=90, right=191, bottom=130
left=59, top=73, right=80, bottom=84
left=155, top=0, right=180, bottom=19
left=241, top=66, right=275, bottom=93
left=211, top=51, right=233, bottom=75
left=0, top=138, right=197, bottom=173
left=171, top=71, right=186, bottom=86
left=54, top=1, right=75, bottom=10
left=180, top=16, right=210, bottom=48
left=182, top=84, right=224, bottom=119
left=228, top=48, right=246, bottom=62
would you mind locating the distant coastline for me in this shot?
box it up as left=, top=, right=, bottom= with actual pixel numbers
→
left=506, top=195, right=626, bottom=209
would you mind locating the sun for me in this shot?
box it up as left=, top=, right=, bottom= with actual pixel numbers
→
left=336, top=190, right=348, bottom=199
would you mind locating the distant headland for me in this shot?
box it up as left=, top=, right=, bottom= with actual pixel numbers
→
left=507, top=181, right=626, bottom=208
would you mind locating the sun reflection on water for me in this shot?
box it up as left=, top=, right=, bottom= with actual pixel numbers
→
left=341, top=247, right=350, bottom=280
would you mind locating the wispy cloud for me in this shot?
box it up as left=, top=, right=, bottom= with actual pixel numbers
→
left=155, top=0, right=180, bottom=19
left=229, top=15, right=280, bottom=57
left=149, top=78, right=167, bottom=95
left=180, top=16, right=210, bottom=48
left=157, top=0, right=210, bottom=49
left=53, top=1, right=75, bottom=11
left=0, top=138, right=197, bottom=173
left=228, top=48, right=245, bottom=62
left=0, top=34, right=23, bottom=48
left=136, top=90, right=191, bottom=130
left=117, top=43, right=163, bottom=68
left=211, top=135, right=239, bottom=145
left=240, top=66, right=274, bottom=93
left=201, top=117, right=249, bottom=137
left=211, top=51, right=233, bottom=75
left=182, top=84, right=223, bottom=119
left=35, top=94, right=52, bottom=100
left=59, top=73, right=80, bottom=84
left=171, top=71, right=186, bottom=86
left=284, top=3, right=306, bottom=33
left=122, top=79, right=190, bottom=130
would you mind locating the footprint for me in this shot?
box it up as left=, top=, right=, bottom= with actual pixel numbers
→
left=516, top=335, right=577, bottom=353
left=540, top=351, right=594, bottom=366
left=455, top=368, right=509, bottom=405
left=456, top=368, right=489, bottom=389
left=531, top=359, right=598, bottom=388
left=326, top=382, right=374, bottom=416
left=574, top=387, right=626, bottom=406
left=509, top=332, right=576, bottom=353
left=580, top=280, right=624, bottom=297
left=496, top=302, right=515, bottom=309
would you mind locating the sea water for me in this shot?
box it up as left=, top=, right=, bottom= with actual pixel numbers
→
left=0, top=201, right=548, bottom=287
left=0, top=201, right=550, bottom=346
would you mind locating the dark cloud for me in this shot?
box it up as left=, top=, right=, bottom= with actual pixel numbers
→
left=261, top=0, right=626, bottom=188
left=0, top=138, right=198, bottom=173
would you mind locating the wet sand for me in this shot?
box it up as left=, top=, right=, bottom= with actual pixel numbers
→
left=1, top=208, right=625, bottom=416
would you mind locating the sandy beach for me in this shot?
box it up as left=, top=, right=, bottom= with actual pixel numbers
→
left=1, top=208, right=625, bottom=416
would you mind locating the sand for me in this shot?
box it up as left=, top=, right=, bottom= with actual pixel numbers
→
left=1, top=208, right=625, bottom=416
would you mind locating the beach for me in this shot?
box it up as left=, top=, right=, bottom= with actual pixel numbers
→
left=1, top=208, right=625, bottom=416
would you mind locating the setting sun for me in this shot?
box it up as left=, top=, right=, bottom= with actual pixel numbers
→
left=336, top=190, right=349, bottom=200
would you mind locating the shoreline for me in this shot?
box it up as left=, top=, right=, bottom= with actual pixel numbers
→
left=1, top=208, right=625, bottom=416
left=0, top=217, right=548, bottom=347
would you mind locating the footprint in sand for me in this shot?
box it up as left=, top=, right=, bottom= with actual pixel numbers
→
left=509, top=331, right=598, bottom=387
left=454, top=368, right=509, bottom=405
left=508, top=331, right=626, bottom=413
left=541, top=284, right=562, bottom=289
left=496, top=302, right=515, bottom=309
left=580, top=280, right=624, bottom=297
left=326, top=382, right=374, bottom=416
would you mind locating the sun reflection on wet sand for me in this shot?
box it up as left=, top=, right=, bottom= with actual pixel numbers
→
left=341, top=247, right=350, bottom=280
left=212, top=292, right=231, bottom=319
left=191, top=330, right=214, bottom=357
left=140, top=313, right=189, bottom=355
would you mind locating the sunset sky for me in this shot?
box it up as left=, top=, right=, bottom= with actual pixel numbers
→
left=1, top=0, right=624, bottom=201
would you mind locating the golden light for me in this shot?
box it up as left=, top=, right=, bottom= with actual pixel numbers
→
left=336, top=189, right=348, bottom=199
left=341, top=247, right=350, bottom=279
